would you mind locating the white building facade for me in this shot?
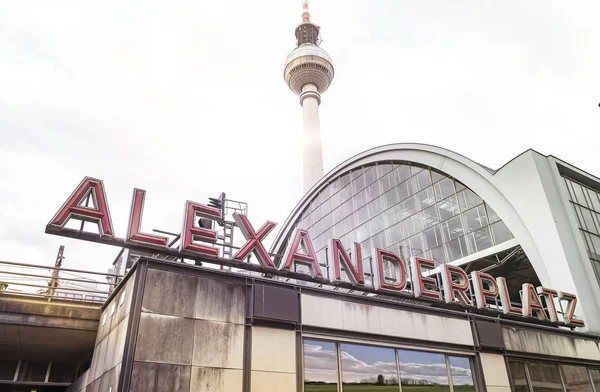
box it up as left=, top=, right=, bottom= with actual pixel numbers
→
left=271, top=143, right=600, bottom=333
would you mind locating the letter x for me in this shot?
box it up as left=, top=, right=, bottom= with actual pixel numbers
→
left=232, top=213, right=277, bottom=269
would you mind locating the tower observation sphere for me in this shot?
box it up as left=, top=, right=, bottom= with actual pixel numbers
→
left=284, top=0, right=335, bottom=194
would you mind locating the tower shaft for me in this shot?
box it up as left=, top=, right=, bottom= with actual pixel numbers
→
left=284, top=0, right=334, bottom=194
left=300, top=84, right=324, bottom=193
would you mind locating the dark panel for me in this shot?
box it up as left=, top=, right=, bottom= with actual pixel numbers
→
left=130, top=362, right=191, bottom=392
left=134, top=312, right=194, bottom=365
left=17, top=360, right=48, bottom=382
left=48, top=362, right=78, bottom=383
left=253, top=283, right=299, bottom=323
left=474, top=320, right=505, bottom=350
left=142, top=269, right=197, bottom=318
left=0, top=359, right=17, bottom=380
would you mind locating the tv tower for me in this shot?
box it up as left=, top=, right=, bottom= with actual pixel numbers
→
left=284, top=0, right=335, bottom=194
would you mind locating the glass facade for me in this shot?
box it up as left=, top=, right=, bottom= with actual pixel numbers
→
left=289, top=163, right=514, bottom=283
left=508, top=360, right=599, bottom=392
left=303, top=339, right=475, bottom=392
left=563, top=177, right=600, bottom=284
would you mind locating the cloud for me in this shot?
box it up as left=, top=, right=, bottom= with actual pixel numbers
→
left=0, top=0, right=598, bottom=276
left=303, top=343, right=473, bottom=385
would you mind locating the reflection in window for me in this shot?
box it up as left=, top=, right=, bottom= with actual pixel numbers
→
left=509, top=361, right=530, bottom=392
left=528, top=362, right=563, bottom=392
left=449, top=356, right=475, bottom=392
left=561, top=365, right=593, bottom=392
left=303, top=340, right=338, bottom=392
left=398, top=349, right=450, bottom=392
left=341, top=344, right=398, bottom=388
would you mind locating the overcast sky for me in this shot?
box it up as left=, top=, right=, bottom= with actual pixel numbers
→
left=0, top=1, right=599, bottom=275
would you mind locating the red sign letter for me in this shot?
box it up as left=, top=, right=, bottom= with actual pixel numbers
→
left=180, top=201, right=221, bottom=257
left=373, top=248, right=406, bottom=293
left=441, top=265, right=472, bottom=306
left=232, top=213, right=276, bottom=269
left=470, top=271, right=499, bottom=309
left=497, top=277, right=522, bottom=316
left=49, top=177, right=114, bottom=237
left=328, top=239, right=364, bottom=285
left=411, top=258, right=441, bottom=300
left=280, top=230, right=322, bottom=278
left=127, top=189, right=168, bottom=247
left=537, top=287, right=559, bottom=323
left=522, top=283, right=548, bottom=320
left=558, top=291, right=585, bottom=327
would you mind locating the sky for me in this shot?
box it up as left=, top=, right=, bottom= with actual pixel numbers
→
left=0, top=1, right=599, bottom=276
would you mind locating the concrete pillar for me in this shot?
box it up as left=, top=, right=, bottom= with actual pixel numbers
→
left=300, top=83, right=324, bottom=194
left=479, top=353, right=511, bottom=392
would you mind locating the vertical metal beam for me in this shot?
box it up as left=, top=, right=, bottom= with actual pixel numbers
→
left=45, top=361, right=52, bottom=383
left=296, top=330, right=303, bottom=392
left=13, top=360, right=21, bottom=382
left=395, top=349, right=403, bottom=392
left=242, top=279, right=254, bottom=392
left=523, top=362, right=534, bottom=392
left=446, top=355, right=455, bottom=392
left=336, top=342, right=343, bottom=392
left=557, top=364, right=568, bottom=392
left=588, top=368, right=597, bottom=392
left=117, top=259, right=148, bottom=392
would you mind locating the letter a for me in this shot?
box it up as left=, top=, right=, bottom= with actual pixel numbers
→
left=49, top=177, right=114, bottom=237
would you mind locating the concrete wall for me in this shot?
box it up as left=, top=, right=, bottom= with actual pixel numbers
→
left=301, top=294, right=474, bottom=346
left=503, top=326, right=600, bottom=361
left=480, top=353, right=511, bottom=392
left=67, top=270, right=137, bottom=392
left=129, top=268, right=246, bottom=392
left=250, top=327, right=296, bottom=391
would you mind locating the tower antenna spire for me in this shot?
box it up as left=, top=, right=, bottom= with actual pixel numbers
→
left=302, top=0, right=311, bottom=22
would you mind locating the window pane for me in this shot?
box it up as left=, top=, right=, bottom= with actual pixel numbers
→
left=445, top=236, right=468, bottom=262
left=486, top=204, right=500, bottom=224
left=561, top=365, right=593, bottom=392
left=458, top=189, right=483, bottom=211
left=467, top=227, right=493, bottom=254
left=509, top=361, right=530, bottom=392
left=396, top=165, right=412, bottom=183
left=437, top=195, right=460, bottom=221
left=416, top=187, right=436, bottom=209
left=341, top=343, right=398, bottom=388
left=449, top=356, right=475, bottom=392
left=435, top=178, right=456, bottom=201
left=304, top=340, right=338, bottom=392
left=462, top=205, right=488, bottom=233
left=491, top=221, right=512, bottom=245
left=441, top=215, right=464, bottom=241
left=571, top=182, right=588, bottom=207
left=415, top=169, right=433, bottom=191
left=398, top=350, right=450, bottom=392
left=527, top=362, right=563, bottom=392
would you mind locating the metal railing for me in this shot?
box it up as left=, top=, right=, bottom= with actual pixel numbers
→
left=0, top=259, right=121, bottom=304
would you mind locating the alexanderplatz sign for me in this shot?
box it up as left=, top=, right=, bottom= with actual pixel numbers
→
left=45, top=177, right=585, bottom=328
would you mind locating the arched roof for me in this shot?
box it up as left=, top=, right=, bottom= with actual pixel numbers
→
left=271, top=143, right=549, bottom=283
